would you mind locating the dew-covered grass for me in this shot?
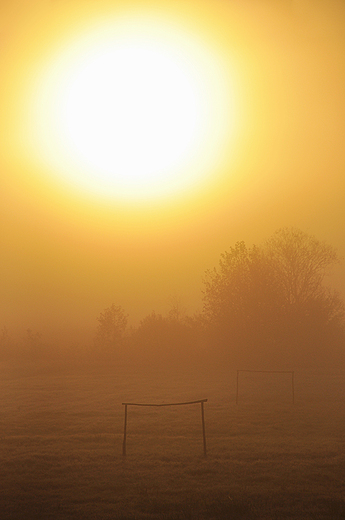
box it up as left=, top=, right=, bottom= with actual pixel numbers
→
left=1, top=368, right=345, bottom=519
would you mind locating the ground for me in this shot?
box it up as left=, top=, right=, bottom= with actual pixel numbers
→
left=1, top=367, right=345, bottom=519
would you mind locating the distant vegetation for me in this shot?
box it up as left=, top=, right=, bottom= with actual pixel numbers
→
left=202, top=227, right=345, bottom=369
left=1, top=228, right=344, bottom=375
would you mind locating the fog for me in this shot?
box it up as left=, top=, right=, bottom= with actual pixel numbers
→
left=1, top=0, right=345, bottom=371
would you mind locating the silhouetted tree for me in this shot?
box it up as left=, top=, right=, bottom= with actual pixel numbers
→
left=167, top=295, right=187, bottom=322
left=265, top=228, right=344, bottom=365
left=130, top=310, right=201, bottom=372
left=265, top=228, right=340, bottom=309
left=94, top=304, right=128, bottom=356
left=203, top=228, right=344, bottom=367
left=132, top=311, right=188, bottom=354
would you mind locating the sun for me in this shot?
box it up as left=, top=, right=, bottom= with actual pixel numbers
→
left=59, top=39, right=200, bottom=198
left=29, top=15, right=236, bottom=203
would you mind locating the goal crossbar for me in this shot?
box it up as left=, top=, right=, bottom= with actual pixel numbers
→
left=122, top=399, right=207, bottom=407
left=122, top=399, right=207, bottom=456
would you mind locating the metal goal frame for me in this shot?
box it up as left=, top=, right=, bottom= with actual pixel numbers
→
left=122, top=399, right=207, bottom=456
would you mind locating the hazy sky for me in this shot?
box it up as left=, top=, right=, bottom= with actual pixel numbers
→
left=1, top=0, right=345, bottom=343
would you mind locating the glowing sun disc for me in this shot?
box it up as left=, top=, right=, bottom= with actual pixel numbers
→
left=31, top=17, right=235, bottom=202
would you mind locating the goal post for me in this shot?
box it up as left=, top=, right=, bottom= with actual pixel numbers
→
left=236, top=370, right=295, bottom=404
left=122, top=399, right=208, bottom=457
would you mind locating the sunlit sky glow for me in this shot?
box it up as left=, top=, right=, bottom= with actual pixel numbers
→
left=1, top=0, right=345, bottom=339
left=28, top=16, right=235, bottom=201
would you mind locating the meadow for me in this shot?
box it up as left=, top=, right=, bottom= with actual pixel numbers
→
left=1, top=366, right=345, bottom=519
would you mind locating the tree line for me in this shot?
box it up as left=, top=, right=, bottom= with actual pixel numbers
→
left=92, top=228, right=345, bottom=371
left=1, top=228, right=344, bottom=373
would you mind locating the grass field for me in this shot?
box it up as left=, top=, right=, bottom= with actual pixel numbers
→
left=1, top=367, right=345, bottom=519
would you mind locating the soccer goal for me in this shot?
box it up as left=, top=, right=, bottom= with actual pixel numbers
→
left=236, top=370, right=295, bottom=404
left=122, top=399, right=207, bottom=456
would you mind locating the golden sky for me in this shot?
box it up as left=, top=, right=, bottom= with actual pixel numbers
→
left=1, top=0, right=345, bottom=342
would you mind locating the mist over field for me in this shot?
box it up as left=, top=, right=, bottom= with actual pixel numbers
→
left=2, top=227, right=345, bottom=380
left=2, top=228, right=345, bottom=518
left=1, top=0, right=345, bottom=518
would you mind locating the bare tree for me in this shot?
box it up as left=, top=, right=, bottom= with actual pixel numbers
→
left=94, top=304, right=128, bottom=354
left=202, top=228, right=344, bottom=366
left=167, top=295, right=187, bottom=322
left=265, top=228, right=340, bottom=307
